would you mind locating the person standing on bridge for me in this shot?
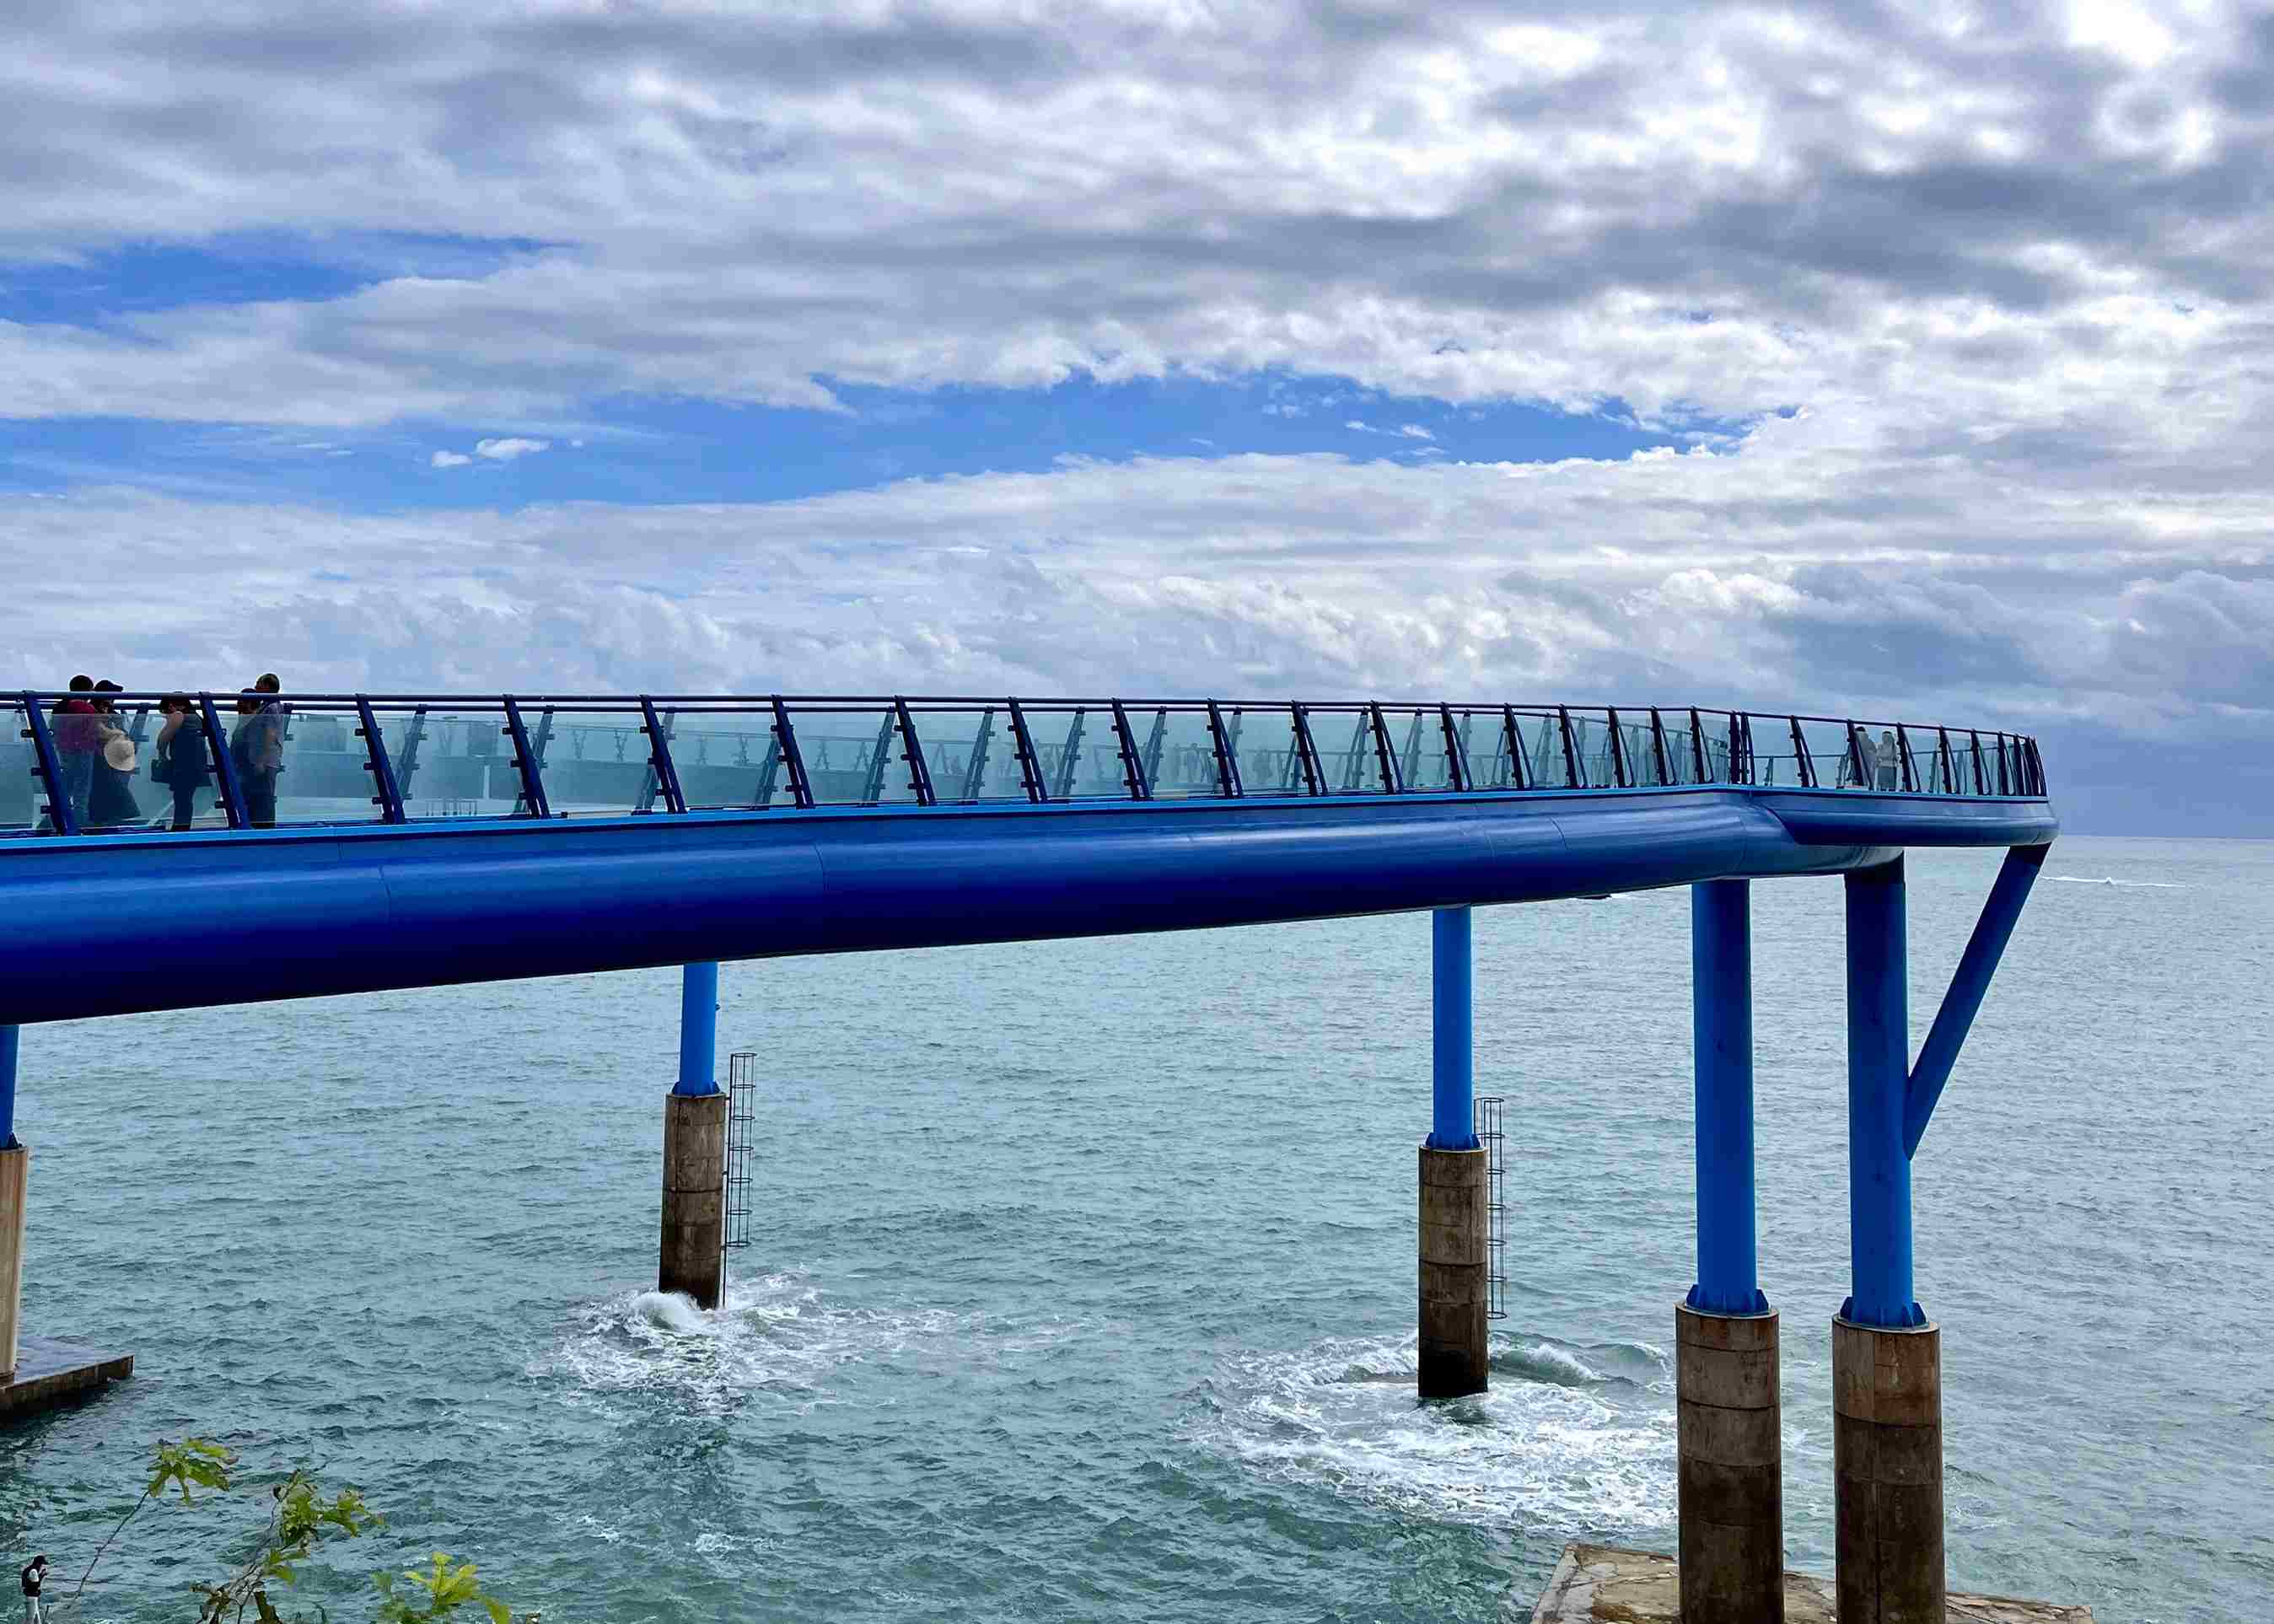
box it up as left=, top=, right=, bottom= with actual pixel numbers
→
left=19, top=1552, right=48, bottom=1621
left=153, top=694, right=210, bottom=831
left=231, top=686, right=286, bottom=830
left=43, top=677, right=99, bottom=831
left=84, top=681, right=142, bottom=830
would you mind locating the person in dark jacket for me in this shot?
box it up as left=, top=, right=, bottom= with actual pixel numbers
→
left=153, top=694, right=209, bottom=831
left=21, top=1552, right=48, bottom=1621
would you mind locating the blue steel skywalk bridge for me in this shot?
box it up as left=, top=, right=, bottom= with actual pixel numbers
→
left=1, top=686, right=2056, bottom=1608
left=1, top=691, right=2050, bottom=1027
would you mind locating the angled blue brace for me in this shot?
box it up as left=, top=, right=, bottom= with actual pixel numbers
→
left=1902, top=842, right=2049, bottom=1156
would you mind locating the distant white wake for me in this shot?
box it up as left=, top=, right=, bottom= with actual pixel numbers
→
left=2051, top=875, right=2185, bottom=888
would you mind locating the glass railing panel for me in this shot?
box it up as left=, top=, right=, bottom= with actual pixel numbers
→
left=1689, top=712, right=1737, bottom=783
left=778, top=704, right=922, bottom=806
left=1218, top=700, right=1309, bottom=796
left=1620, top=716, right=1668, bottom=786
left=1122, top=704, right=1222, bottom=798
left=1508, top=709, right=1566, bottom=788
left=1658, top=713, right=1698, bottom=785
left=1925, top=729, right=1961, bottom=793
left=2, top=699, right=42, bottom=833
left=1016, top=704, right=1135, bottom=800
left=1567, top=711, right=1618, bottom=788
left=902, top=705, right=1030, bottom=803
left=373, top=700, right=550, bottom=814
left=1307, top=707, right=1389, bottom=793
left=1221, top=704, right=1308, bottom=798
left=1780, top=716, right=1849, bottom=788
left=1449, top=707, right=1511, bottom=788
left=1372, top=707, right=1451, bottom=791
left=1956, top=731, right=1993, bottom=794
left=663, top=707, right=796, bottom=810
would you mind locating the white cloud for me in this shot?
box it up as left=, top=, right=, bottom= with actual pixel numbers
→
left=0, top=0, right=2271, bottom=829
left=474, top=438, right=551, bottom=462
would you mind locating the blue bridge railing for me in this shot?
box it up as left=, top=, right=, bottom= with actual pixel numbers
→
left=6, top=691, right=2047, bottom=837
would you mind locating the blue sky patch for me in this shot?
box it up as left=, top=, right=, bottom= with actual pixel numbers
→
left=0, top=232, right=556, bottom=325
left=0, top=373, right=1702, bottom=511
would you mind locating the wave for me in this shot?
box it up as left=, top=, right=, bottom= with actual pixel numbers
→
left=2051, top=875, right=2185, bottom=888
left=1188, top=1331, right=1677, bottom=1535
left=530, top=1271, right=1083, bottom=1417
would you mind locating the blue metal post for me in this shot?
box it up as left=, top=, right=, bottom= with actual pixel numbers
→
left=1844, top=859, right=1921, bottom=1327
left=675, top=962, right=719, bottom=1097
left=1689, top=879, right=1766, bottom=1315
left=0, top=1025, right=16, bottom=1148
left=1428, top=907, right=1476, bottom=1149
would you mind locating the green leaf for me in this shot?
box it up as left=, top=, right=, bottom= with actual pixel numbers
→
left=482, top=1599, right=511, bottom=1624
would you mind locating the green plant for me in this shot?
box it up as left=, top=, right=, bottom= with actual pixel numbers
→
left=67, top=1438, right=523, bottom=1623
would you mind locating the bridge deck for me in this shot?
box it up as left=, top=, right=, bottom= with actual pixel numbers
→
left=1, top=692, right=2052, bottom=1024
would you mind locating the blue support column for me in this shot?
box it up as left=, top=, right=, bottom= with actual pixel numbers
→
left=1427, top=907, right=1476, bottom=1149
left=675, top=961, right=720, bottom=1097
left=1844, top=859, right=1922, bottom=1328
left=0, top=1025, right=16, bottom=1148
left=1688, top=879, right=1766, bottom=1315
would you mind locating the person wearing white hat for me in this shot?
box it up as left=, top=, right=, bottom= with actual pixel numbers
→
left=84, top=680, right=142, bottom=830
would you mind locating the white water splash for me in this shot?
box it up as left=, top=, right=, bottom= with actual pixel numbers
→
left=532, top=1271, right=1082, bottom=1417
left=1191, top=1331, right=1678, bottom=1535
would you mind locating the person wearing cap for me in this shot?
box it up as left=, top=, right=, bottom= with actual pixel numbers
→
left=83, top=680, right=142, bottom=830
left=43, top=676, right=99, bottom=830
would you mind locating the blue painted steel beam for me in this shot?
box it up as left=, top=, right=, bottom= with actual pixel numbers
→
left=1844, top=858, right=1923, bottom=1328
left=0, top=1024, right=16, bottom=1148
left=0, top=790, right=1928, bottom=1025
left=1427, top=906, right=1477, bottom=1150
left=1902, top=842, right=2049, bottom=1156
left=676, top=961, right=720, bottom=1096
left=1689, top=879, right=1766, bottom=1315
left=19, top=695, right=77, bottom=836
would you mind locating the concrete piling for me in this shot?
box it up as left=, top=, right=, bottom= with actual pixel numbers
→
left=659, top=1092, right=728, bottom=1309
left=1833, top=1315, right=1944, bottom=1624
left=0, top=1144, right=24, bottom=1379
left=1417, top=1144, right=1488, bottom=1398
left=1675, top=1304, right=1782, bottom=1624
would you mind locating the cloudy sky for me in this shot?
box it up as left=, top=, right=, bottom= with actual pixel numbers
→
left=3, top=0, right=2268, bottom=834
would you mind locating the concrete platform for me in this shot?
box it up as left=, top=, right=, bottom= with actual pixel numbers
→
left=0, top=1337, right=132, bottom=1420
left=1529, top=1543, right=2094, bottom=1622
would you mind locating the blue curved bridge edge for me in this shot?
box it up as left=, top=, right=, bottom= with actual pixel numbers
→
left=0, top=782, right=2054, bottom=1027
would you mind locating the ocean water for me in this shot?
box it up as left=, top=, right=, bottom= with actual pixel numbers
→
left=0, top=833, right=2266, bottom=1622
